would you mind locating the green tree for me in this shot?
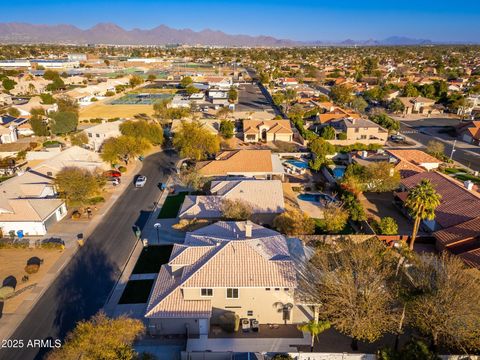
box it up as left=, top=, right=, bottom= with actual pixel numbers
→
left=364, top=162, right=400, bottom=192
left=101, top=135, right=150, bottom=165
left=185, top=85, right=199, bottom=95
left=50, top=111, right=78, bottom=135
left=7, top=107, right=20, bottom=117
left=272, top=92, right=285, bottom=107
left=404, top=179, right=441, bottom=250
left=30, top=116, right=49, bottom=136
left=297, top=320, right=331, bottom=352
left=379, top=217, right=398, bottom=235
left=221, top=199, right=253, bottom=221
left=228, top=86, right=238, bottom=102
left=369, top=113, right=399, bottom=132
left=308, top=138, right=335, bottom=170
left=323, top=205, right=349, bottom=233
left=2, top=78, right=16, bottom=92
left=46, top=77, right=65, bottom=91
left=119, top=120, right=164, bottom=146
left=147, top=74, right=156, bottom=81
left=351, top=96, right=368, bottom=113
left=219, top=120, right=235, bottom=139
left=46, top=312, right=144, bottom=360
left=43, top=70, right=60, bottom=81
left=273, top=209, right=315, bottom=235
left=341, top=192, right=366, bottom=222
left=402, top=82, right=420, bottom=97
left=173, top=120, right=220, bottom=160
left=180, top=76, right=193, bottom=88
left=330, top=84, right=353, bottom=106
left=55, top=167, right=105, bottom=206
left=40, top=93, right=56, bottom=104
left=129, top=75, right=144, bottom=88
left=70, top=132, right=89, bottom=147
left=320, top=126, right=336, bottom=140
left=388, top=98, right=405, bottom=114
left=426, top=140, right=444, bottom=158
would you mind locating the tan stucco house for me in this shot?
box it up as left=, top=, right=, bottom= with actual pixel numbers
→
left=242, top=120, right=293, bottom=143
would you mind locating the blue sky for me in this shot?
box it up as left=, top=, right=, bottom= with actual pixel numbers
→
left=1, top=0, right=480, bottom=42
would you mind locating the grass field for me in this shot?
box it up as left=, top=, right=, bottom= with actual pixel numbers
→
left=79, top=103, right=155, bottom=120
left=118, top=279, right=154, bottom=304
left=157, top=192, right=188, bottom=219
left=132, top=246, right=173, bottom=274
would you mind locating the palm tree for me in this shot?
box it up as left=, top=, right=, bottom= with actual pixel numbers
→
left=297, top=320, right=331, bottom=352
left=404, top=179, right=441, bottom=250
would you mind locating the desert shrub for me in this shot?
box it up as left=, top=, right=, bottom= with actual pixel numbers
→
left=25, top=263, right=40, bottom=274
left=118, top=166, right=127, bottom=173
left=39, top=242, right=65, bottom=250
left=87, top=196, right=105, bottom=205
left=0, top=286, right=14, bottom=299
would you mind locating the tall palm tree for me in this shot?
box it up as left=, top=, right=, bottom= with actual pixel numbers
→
left=404, top=179, right=441, bottom=250
left=297, top=320, right=331, bottom=352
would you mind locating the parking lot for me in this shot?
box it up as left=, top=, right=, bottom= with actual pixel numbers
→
left=236, top=83, right=276, bottom=113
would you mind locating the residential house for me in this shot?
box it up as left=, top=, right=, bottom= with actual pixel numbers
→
left=208, top=91, right=229, bottom=106
left=395, top=171, right=480, bottom=233
left=328, top=118, right=389, bottom=145
left=179, top=179, right=285, bottom=224
left=85, top=121, right=123, bottom=151
left=0, top=93, right=12, bottom=106
left=386, top=150, right=442, bottom=171
left=196, top=150, right=285, bottom=180
left=457, top=121, right=480, bottom=145
left=0, top=171, right=67, bottom=236
left=242, top=120, right=293, bottom=143
left=13, top=96, right=58, bottom=117
left=398, top=97, right=443, bottom=115
left=145, top=221, right=313, bottom=337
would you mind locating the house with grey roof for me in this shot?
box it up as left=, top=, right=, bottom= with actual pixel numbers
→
left=178, top=179, right=285, bottom=224
left=145, top=221, right=314, bottom=343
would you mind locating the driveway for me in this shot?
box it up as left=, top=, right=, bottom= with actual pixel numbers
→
left=0, top=150, right=178, bottom=360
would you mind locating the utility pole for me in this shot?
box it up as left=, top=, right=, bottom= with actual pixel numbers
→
left=449, top=139, right=456, bottom=161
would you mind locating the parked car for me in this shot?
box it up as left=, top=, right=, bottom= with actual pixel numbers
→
left=135, top=175, right=147, bottom=188
left=104, top=170, right=122, bottom=178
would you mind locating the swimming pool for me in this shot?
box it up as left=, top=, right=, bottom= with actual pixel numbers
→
left=285, top=159, right=309, bottom=169
left=331, top=166, right=346, bottom=179
left=298, top=193, right=336, bottom=203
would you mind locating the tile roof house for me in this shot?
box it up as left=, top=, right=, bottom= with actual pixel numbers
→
left=178, top=179, right=285, bottom=224
left=326, top=118, right=388, bottom=146
left=196, top=150, right=285, bottom=180
left=145, top=221, right=313, bottom=338
left=458, top=121, right=480, bottom=145
left=242, top=120, right=293, bottom=143
left=395, top=171, right=480, bottom=268
left=387, top=149, right=442, bottom=172
left=398, top=96, right=443, bottom=115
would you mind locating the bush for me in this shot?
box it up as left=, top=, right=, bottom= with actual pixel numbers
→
left=71, top=210, right=82, bottom=219
left=87, top=196, right=105, bottom=205
left=25, top=263, right=40, bottom=274
left=0, top=286, right=14, bottom=300
left=217, top=313, right=240, bottom=333
left=39, top=242, right=65, bottom=250
left=118, top=166, right=127, bottom=173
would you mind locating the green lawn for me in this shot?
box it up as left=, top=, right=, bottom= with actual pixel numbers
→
left=132, top=245, right=173, bottom=274
left=118, top=280, right=154, bottom=304
left=442, top=168, right=480, bottom=184
left=157, top=191, right=188, bottom=219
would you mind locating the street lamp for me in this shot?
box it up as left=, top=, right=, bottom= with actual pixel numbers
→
left=154, top=223, right=161, bottom=243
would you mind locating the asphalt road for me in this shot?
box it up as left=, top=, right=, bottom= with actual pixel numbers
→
left=399, top=122, right=480, bottom=170
left=236, top=83, right=277, bottom=113
left=0, top=150, right=177, bottom=360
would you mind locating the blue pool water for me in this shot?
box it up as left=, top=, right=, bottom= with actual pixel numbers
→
left=331, top=166, right=346, bottom=179
left=298, top=193, right=336, bottom=203
left=285, top=160, right=308, bottom=169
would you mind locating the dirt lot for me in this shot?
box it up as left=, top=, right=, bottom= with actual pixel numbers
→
left=0, top=248, right=64, bottom=314
left=79, top=103, right=155, bottom=121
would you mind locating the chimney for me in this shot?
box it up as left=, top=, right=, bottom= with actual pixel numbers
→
left=245, top=221, right=252, bottom=238
left=464, top=180, right=474, bottom=191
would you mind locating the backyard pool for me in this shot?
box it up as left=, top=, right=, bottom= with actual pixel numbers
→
left=331, top=165, right=346, bottom=179
left=298, top=193, right=336, bottom=203
left=285, top=159, right=309, bottom=169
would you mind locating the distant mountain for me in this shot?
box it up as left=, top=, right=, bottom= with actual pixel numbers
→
left=0, top=22, right=442, bottom=46
left=0, top=22, right=295, bottom=46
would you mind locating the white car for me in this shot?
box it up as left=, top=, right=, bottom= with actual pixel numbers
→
left=135, top=175, right=147, bottom=188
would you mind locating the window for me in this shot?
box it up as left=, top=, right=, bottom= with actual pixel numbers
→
left=88, top=133, right=93, bottom=137
left=265, top=288, right=271, bottom=291
left=355, top=128, right=359, bottom=133
left=226, top=288, right=239, bottom=298
left=201, top=288, right=213, bottom=297
left=274, top=288, right=280, bottom=291
left=360, top=135, right=367, bottom=140
left=284, top=288, right=289, bottom=291
left=96, top=134, right=100, bottom=138
left=247, top=310, right=253, bottom=316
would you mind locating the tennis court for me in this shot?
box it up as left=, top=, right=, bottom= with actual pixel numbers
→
left=110, top=93, right=173, bottom=105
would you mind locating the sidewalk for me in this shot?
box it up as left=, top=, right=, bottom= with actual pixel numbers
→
left=0, top=160, right=143, bottom=342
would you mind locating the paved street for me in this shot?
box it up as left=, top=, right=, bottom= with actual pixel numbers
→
left=0, top=150, right=177, bottom=360
left=399, top=121, right=480, bottom=171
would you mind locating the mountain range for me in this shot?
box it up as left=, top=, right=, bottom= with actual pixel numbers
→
left=0, top=22, right=437, bottom=46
